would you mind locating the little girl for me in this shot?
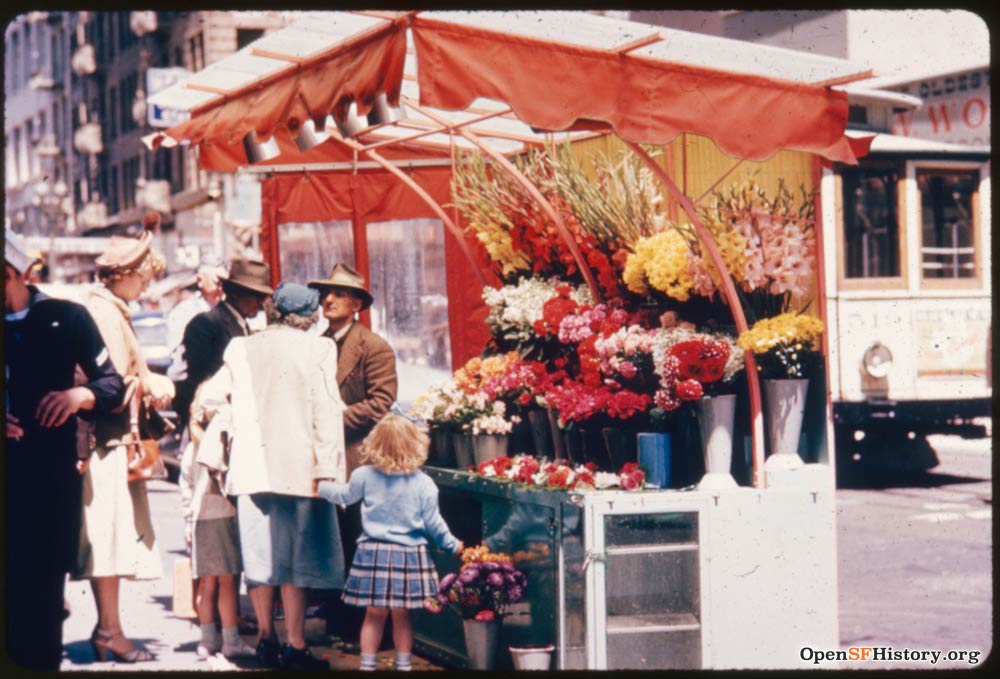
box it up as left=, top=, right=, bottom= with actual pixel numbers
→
left=317, top=414, right=462, bottom=672
left=179, top=393, right=253, bottom=660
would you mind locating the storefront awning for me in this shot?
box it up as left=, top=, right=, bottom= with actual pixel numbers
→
left=148, top=10, right=874, bottom=170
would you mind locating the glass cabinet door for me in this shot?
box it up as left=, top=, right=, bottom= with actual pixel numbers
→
left=592, top=511, right=702, bottom=669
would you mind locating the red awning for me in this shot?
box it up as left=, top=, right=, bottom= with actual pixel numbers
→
left=410, top=14, right=869, bottom=163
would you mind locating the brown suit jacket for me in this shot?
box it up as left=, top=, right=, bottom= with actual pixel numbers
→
left=328, top=322, right=398, bottom=473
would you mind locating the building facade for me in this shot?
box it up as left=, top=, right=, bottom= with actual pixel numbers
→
left=4, top=11, right=296, bottom=282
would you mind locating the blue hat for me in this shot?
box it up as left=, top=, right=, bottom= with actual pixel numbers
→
left=272, top=282, right=319, bottom=317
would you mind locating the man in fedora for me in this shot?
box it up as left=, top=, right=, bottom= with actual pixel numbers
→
left=308, top=263, right=397, bottom=648
left=5, top=228, right=126, bottom=668
left=173, top=258, right=273, bottom=429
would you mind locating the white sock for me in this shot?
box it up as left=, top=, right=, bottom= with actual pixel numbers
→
left=222, top=626, right=241, bottom=647
left=199, top=623, right=220, bottom=654
left=360, top=652, right=377, bottom=671
left=395, top=651, right=412, bottom=671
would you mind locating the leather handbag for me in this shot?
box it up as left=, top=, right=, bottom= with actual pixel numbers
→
left=127, top=382, right=168, bottom=482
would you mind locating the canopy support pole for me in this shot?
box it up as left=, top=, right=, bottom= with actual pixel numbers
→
left=406, top=100, right=603, bottom=302
left=625, top=141, right=766, bottom=489
left=331, top=132, right=489, bottom=289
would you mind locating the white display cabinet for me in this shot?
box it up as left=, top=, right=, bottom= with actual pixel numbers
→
left=415, top=466, right=837, bottom=670
left=579, top=473, right=837, bottom=670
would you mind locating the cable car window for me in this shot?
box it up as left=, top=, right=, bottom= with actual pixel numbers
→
left=842, top=165, right=901, bottom=278
left=918, top=169, right=978, bottom=280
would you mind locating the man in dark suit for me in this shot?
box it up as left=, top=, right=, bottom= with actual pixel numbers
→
left=5, top=229, right=126, bottom=669
left=173, top=259, right=273, bottom=428
left=308, top=263, right=397, bottom=647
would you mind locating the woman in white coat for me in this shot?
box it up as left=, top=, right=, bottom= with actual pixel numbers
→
left=199, top=282, right=346, bottom=670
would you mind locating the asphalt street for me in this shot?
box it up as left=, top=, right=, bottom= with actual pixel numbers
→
left=836, top=434, right=992, bottom=670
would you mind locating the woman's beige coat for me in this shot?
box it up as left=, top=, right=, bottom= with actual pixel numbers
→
left=199, top=325, right=347, bottom=498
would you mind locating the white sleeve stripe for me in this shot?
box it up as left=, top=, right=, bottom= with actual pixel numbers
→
left=96, top=348, right=109, bottom=365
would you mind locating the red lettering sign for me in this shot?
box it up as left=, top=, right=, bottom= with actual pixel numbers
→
left=962, top=98, right=987, bottom=129
left=926, top=104, right=952, bottom=133
left=894, top=110, right=913, bottom=136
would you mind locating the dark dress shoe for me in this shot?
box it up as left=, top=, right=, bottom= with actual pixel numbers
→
left=255, top=638, right=282, bottom=669
left=281, top=643, right=329, bottom=670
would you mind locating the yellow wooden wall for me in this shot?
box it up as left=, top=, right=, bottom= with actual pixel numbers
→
left=565, top=132, right=815, bottom=219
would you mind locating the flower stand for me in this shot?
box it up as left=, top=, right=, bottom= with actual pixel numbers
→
left=510, top=644, right=555, bottom=670
left=463, top=618, right=501, bottom=670
left=694, top=395, right=738, bottom=489
left=762, top=378, right=809, bottom=469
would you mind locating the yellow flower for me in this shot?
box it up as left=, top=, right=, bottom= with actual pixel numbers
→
left=622, top=230, right=694, bottom=301
left=737, top=312, right=825, bottom=354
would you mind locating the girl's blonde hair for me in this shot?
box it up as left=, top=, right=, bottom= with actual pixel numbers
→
left=361, top=413, right=429, bottom=473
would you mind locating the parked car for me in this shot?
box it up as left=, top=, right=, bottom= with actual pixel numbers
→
left=132, top=310, right=182, bottom=482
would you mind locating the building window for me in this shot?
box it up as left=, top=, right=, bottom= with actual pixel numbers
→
left=918, top=169, right=978, bottom=280
left=6, top=134, right=17, bottom=188
left=841, top=163, right=902, bottom=279
left=109, top=86, right=118, bottom=138
left=17, top=125, right=29, bottom=182
left=23, top=23, right=32, bottom=85
left=237, top=28, right=265, bottom=49
left=109, top=165, right=120, bottom=214
left=188, top=32, right=205, bottom=71
left=11, top=31, right=20, bottom=92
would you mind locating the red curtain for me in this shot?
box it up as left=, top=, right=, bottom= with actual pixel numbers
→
left=261, top=168, right=495, bottom=369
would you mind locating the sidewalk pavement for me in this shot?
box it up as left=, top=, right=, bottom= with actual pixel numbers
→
left=59, top=479, right=443, bottom=672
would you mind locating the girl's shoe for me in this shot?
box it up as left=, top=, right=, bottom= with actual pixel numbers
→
left=91, top=628, right=155, bottom=663
left=221, top=639, right=256, bottom=659
left=196, top=641, right=221, bottom=660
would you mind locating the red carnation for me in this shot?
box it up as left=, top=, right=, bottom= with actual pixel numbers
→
left=676, top=379, right=704, bottom=401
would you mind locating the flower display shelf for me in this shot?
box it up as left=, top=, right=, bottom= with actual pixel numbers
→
left=411, top=466, right=837, bottom=670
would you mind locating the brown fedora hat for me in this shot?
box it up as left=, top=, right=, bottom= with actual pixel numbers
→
left=308, top=263, right=373, bottom=310
left=226, top=258, right=273, bottom=296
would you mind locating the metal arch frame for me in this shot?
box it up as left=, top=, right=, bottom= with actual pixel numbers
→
left=322, top=129, right=489, bottom=289
left=404, top=98, right=604, bottom=302
left=624, top=141, right=767, bottom=489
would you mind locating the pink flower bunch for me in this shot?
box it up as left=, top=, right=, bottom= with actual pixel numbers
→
left=557, top=302, right=628, bottom=344
left=543, top=380, right=610, bottom=424
left=482, top=359, right=546, bottom=405
left=594, top=324, right=656, bottom=380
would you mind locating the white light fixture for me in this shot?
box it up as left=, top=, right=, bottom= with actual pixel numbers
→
left=243, top=131, right=281, bottom=163
left=294, top=115, right=334, bottom=152
left=367, top=92, right=406, bottom=127
left=335, top=101, right=370, bottom=138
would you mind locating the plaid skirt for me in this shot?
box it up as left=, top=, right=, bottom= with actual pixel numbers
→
left=342, top=540, right=439, bottom=609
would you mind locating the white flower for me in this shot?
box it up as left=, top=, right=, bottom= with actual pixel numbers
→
left=593, top=472, right=620, bottom=489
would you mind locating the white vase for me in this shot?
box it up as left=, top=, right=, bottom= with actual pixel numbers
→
left=694, top=395, right=738, bottom=490
left=472, top=434, right=509, bottom=464
left=463, top=619, right=500, bottom=670
left=510, top=644, right=555, bottom=670
left=762, top=378, right=809, bottom=470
